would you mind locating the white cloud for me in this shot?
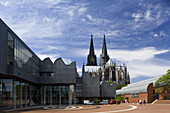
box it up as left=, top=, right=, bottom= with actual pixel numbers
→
left=129, top=4, right=169, bottom=31
left=72, top=47, right=170, bottom=79
left=62, top=58, right=72, bottom=65
left=128, top=60, right=169, bottom=78
left=68, top=10, right=74, bottom=17
left=0, top=1, right=10, bottom=6
left=43, top=17, right=55, bottom=22
left=145, top=10, right=151, bottom=21
left=9, top=15, right=64, bottom=39
left=78, top=7, right=87, bottom=14
left=76, top=66, right=82, bottom=76
left=131, top=13, right=142, bottom=22
left=150, top=31, right=167, bottom=38
left=86, top=14, right=93, bottom=21
left=159, top=31, right=167, bottom=37
left=154, top=34, right=158, bottom=37
left=108, top=47, right=168, bottom=62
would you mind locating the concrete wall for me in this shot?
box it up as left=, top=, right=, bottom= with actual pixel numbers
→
left=0, top=19, right=8, bottom=75
left=82, top=73, right=100, bottom=97
left=100, top=81, right=116, bottom=97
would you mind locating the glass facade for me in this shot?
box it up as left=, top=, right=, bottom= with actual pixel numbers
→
left=1, top=29, right=76, bottom=110
left=7, top=32, right=14, bottom=65
left=13, top=81, right=20, bottom=108
left=40, top=72, right=54, bottom=77
left=2, top=79, right=13, bottom=108
left=0, top=79, right=3, bottom=108
left=0, top=79, right=75, bottom=109
left=52, top=86, right=60, bottom=105
left=41, top=85, right=75, bottom=105
left=14, top=38, right=39, bottom=76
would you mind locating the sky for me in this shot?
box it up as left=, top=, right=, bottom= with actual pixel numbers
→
left=0, top=0, right=170, bottom=83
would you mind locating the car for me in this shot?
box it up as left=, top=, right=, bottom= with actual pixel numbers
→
left=83, top=100, right=94, bottom=105
left=100, top=100, right=108, bottom=105
left=109, top=100, right=116, bottom=104
left=116, top=100, right=121, bottom=104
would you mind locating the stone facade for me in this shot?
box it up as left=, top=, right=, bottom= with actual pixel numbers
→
left=83, top=35, right=130, bottom=85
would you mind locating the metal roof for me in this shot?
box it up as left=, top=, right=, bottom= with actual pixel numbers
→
left=116, top=76, right=161, bottom=95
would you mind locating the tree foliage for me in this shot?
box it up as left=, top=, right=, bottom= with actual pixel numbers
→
left=115, top=94, right=124, bottom=101
left=155, top=69, right=170, bottom=97
left=108, top=81, right=114, bottom=84
left=116, top=84, right=127, bottom=90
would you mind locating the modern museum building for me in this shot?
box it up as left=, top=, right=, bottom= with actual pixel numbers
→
left=0, top=19, right=116, bottom=109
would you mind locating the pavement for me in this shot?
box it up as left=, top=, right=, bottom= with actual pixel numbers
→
left=2, top=103, right=170, bottom=113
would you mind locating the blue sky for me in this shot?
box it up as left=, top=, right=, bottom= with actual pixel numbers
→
left=0, top=0, right=170, bottom=83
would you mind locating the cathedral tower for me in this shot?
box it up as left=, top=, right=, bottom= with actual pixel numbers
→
left=87, top=34, right=97, bottom=66
left=100, top=35, right=109, bottom=66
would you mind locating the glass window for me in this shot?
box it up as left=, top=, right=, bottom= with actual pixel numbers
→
left=14, top=38, right=40, bottom=76
left=2, top=79, right=13, bottom=108
left=132, top=93, right=139, bottom=98
left=7, top=32, right=14, bottom=65
left=8, top=32, right=13, bottom=41
left=0, top=79, right=2, bottom=108
left=76, top=83, right=82, bottom=87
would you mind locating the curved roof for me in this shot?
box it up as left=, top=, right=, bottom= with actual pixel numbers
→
left=116, top=76, right=160, bottom=95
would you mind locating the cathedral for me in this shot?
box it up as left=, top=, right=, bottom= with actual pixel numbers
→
left=82, top=35, right=130, bottom=85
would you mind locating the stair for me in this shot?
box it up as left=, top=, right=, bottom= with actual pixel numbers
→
left=153, top=100, right=170, bottom=104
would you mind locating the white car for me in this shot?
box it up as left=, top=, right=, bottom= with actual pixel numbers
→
left=84, top=100, right=94, bottom=105
left=100, top=100, right=108, bottom=105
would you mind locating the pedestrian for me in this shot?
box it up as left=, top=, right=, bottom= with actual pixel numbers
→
left=133, top=101, right=134, bottom=104
left=143, top=100, right=145, bottom=105
left=136, top=100, right=139, bottom=105
left=139, top=99, right=142, bottom=105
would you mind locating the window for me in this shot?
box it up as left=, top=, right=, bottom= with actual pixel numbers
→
left=14, top=38, right=40, bottom=76
left=132, top=93, right=139, bottom=98
left=7, top=32, right=14, bottom=65
left=40, top=72, right=54, bottom=77
left=76, top=89, right=82, bottom=93
left=76, top=83, right=82, bottom=87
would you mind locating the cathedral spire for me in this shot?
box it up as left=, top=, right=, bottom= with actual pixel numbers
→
left=102, top=35, right=108, bottom=57
left=87, top=34, right=97, bottom=66
left=89, top=34, right=95, bottom=56
left=82, top=62, right=85, bottom=75
left=100, top=35, right=109, bottom=65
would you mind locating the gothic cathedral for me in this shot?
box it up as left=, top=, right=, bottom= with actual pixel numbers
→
left=82, top=35, right=130, bottom=85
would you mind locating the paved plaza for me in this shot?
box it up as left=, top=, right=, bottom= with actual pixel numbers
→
left=3, top=103, right=170, bottom=113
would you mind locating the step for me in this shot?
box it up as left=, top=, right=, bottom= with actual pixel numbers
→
left=154, top=100, right=170, bottom=104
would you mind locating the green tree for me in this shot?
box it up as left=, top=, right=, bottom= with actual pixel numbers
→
left=155, top=70, right=170, bottom=98
left=108, top=81, right=114, bottom=84
left=116, top=84, right=127, bottom=90
left=115, top=94, right=124, bottom=101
